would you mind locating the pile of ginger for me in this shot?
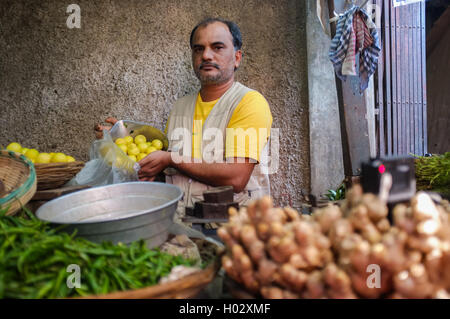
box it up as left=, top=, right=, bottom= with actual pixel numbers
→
left=218, top=185, right=450, bottom=299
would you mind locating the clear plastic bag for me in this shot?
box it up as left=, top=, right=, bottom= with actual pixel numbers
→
left=68, top=120, right=168, bottom=187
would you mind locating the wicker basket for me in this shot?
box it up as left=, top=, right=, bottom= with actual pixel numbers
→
left=35, top=161, right=85, bottom=190
left=0, top=150, right=37, bottom=216
left=79, top=239, right=224, bottom=299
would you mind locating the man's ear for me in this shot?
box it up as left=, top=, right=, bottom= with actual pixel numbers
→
left=234, top=49, right=242, bottom=70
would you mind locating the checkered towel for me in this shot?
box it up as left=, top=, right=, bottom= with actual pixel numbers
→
left=329, top=6, right=381, bottom=92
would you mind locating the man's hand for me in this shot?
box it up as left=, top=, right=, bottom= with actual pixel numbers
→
left=94, top=117, right=118, bottom=139
left=138, top=151, right=171, bottom=180
left=138, top=151, right=256, bottom=192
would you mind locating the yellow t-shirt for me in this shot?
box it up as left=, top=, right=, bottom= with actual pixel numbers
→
left=166, top=91, right=272, bottom=162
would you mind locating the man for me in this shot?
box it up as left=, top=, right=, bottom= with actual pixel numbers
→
left=95, top=18, right=272, bottom=220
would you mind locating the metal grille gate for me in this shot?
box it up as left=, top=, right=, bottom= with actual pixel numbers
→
left=376, top=0, right=428, bottom=157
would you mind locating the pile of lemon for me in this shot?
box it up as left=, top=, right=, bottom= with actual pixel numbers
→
left=115, top=135, right=163, bottom=162
left=4, top=142, right=76, bottom=164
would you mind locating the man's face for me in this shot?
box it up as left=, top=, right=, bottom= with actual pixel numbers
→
left=191, top=22, right=242, bottom=85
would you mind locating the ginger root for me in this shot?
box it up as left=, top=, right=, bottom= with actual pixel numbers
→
left=220, top=189, right=450, bottom=299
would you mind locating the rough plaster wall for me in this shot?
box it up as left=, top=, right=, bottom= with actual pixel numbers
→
left=0, top=0, right=309, bottom=207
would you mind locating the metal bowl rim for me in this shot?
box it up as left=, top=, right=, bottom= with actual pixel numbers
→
left=35, top=181, right=183, bottom=225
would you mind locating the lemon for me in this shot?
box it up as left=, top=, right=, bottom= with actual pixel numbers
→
left=124, top=136, right=134, bottom=144
left=127, top=147, right=139, bottom=156
left=66, top=156, right=76, bottom=162
left=99, top=146, right=115, bottom=164
left=25, top=149, right=39, bottom=160
left=147, top=146, right=157, bottom=154
left=137, top=143, right=148, bottom=153
left=134, top=135, right=147, bottom=145
left=51, top=153, right=67, bottom=163
left=30, top=158, right=35, bottom=163
left=115, top=156, right=125, bottom=167
left=118, top=144, right=128, bottom=154
left=152, top=139, right=163, bottom=150
left=99, top=146, right=109, bottom=158
left=50, top=152, right=56, bottom=158
left=115, top=138, right=126, bottom=146
left=128, top=143, right=137, bottom=150
left=128, top=155, right=137, bottom=162
left=35, top=153, right=52, bottom=164
left=137, top=153, right=147, bottom=161
left=6, top=142, right=22, bottom=153
left=20, top=147, right=29, bottom=155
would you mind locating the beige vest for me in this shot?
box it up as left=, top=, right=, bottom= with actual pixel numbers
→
left=165, top=82, right=271, bottom=214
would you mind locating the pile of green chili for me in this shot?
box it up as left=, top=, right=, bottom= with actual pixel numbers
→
left=0, top=207, right=197, bottom=298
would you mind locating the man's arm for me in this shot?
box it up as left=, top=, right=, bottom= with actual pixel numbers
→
left=138, top=151, right=255, bottom=193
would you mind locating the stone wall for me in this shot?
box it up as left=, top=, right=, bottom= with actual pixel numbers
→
left=0, top=0, right=310, bottom=207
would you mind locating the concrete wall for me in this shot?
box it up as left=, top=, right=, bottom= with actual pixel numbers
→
left=306, top=0, right=344, bottom=197
left=0, top=0, right=309, bottom=207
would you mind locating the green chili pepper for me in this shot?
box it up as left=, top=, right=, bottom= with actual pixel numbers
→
left=36, top=280, right=55, bottom=299
left=0, top=212, right=199, bottom=299
left=86, top=271, right=101, bottom=295
left=101, top=273, right=110, bottom=295
left=51, top=268, right=68, bottom=298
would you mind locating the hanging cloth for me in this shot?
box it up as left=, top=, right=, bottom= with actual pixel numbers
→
left=329, top=6, right=381, bottom=92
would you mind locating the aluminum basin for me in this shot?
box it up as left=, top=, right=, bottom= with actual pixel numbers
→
left=36, top=182, right=183, bottom=248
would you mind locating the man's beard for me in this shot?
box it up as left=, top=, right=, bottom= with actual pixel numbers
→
left=194, top=62, right=234, bottom=85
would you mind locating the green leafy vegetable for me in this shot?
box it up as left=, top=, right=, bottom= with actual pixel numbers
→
left=324, top=183, right=346, bottom=201
left=414, top=152, right=450, bottom=190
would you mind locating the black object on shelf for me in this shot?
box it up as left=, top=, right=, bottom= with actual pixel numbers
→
left=361, top=156, right=416, bottom=204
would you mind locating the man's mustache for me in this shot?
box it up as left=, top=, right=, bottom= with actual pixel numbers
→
left=199, top=62, right=220, bottom=69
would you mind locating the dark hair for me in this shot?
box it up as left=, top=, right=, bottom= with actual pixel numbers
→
left=189, top=18, right=242, bottom=51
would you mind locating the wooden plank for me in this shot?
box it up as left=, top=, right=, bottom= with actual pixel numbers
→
left=193, top=201, right=238, bottom=219
left=366, top=79, right=377, bottom=159
left=341, top=81, right=371, bottom=175
left=427, top=9, right=450, bottom=154
left=182, top=217, right=228, bottom=224
left=364, top=1, right=377, bottom=159
left=32, top=185, right=91, bottom=201
left=426, top=7, right=450, bottom=58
